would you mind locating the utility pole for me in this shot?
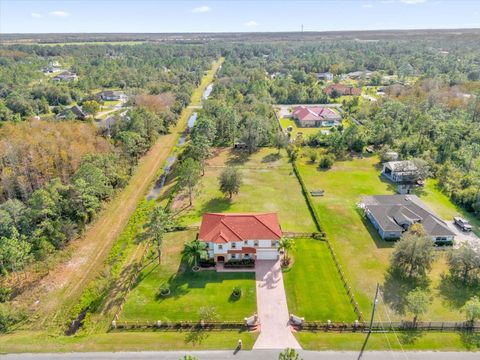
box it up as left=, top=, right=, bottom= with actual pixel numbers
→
left=358, top=283, right=380, bottom=360
left=301, top=24, right=304, bottom=33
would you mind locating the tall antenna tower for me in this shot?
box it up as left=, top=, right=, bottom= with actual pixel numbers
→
left=301, top=24, right=304, bottom=33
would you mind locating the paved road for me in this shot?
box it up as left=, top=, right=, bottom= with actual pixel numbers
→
left=253, top=260, right=301, bottom=349
left=1, top=350, right=479, bottom=359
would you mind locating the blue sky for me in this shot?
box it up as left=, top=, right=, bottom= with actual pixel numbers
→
left=1, top=0, right=479, bottom=33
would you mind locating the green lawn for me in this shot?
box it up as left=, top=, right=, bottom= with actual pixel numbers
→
left=279, top=117, right=329, bottom=138
left=174, top=148, right=317, bottom=233
left=297, top=331, right=480, bottom=351
left=283, top=238, right=357, bottom=321
left=296, top=155, right=478, bottom=321
left=418, top=180, right=480, bottom=236
left=120, top=230, right=256, bottom=322
left=0, top=330, right=258, bottom=353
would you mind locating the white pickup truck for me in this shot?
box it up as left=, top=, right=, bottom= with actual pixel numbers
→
left=454, top=216, right=473, bottom=232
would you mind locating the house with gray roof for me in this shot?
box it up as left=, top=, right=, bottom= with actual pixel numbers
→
left=361, top=194, right=455, bottom=244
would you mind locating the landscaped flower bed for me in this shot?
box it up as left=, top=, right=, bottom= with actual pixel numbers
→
left=224, top=259, right=255, bottom=268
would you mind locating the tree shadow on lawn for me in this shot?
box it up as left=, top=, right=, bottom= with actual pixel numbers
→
left=226, top=149, right=251, bottom=166
left=460, top=331, right=480, bottom=350
left=157, top=260, right=254, bottom=303
left=398, top=330, right=425, bottom=345
left=382, top=267, right=430, bottom=315
left=199, top=197, right=232, bottom=215
left=438, top=273, right=480, bottom=309
left=378, top=176, right=398, bottom=193
left=261, top=152, right=281, bottom=163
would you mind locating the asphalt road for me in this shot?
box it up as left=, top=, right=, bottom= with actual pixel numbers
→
left=1, top=351, right=479, bottom=360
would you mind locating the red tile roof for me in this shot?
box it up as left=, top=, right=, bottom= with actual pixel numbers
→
left=292, top=105, right=338, bottom=122
left=323, top=84, right=361, bottom=96
left=199, top=213, right=282, bottom=244
left=227, top=247, right=257, bottom=254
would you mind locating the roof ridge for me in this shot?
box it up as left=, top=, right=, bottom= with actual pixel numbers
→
left=219, top=219, right=243, bottom=240
left=253, top=214, right=282, bottom=238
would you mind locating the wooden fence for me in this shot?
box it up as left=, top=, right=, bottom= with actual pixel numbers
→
left=300, top=321, right=480, bottom=333
left=110, top=320, right=247, bottom=332
left=291, top=160, right=364, bottom=322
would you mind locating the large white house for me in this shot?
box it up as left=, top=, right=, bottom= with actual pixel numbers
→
left=198, top=213, right=282, bottom=263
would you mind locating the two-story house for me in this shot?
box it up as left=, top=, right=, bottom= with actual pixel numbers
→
left=198, top=212, right=282, bottom=263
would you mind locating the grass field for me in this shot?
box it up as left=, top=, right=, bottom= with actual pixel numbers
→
left=120, top=230, right=256, bottom=322
left=279, top=117, right=330, bottom=138
left=296, top=155, right=478, bottom=321
left=173, top=148, right=317, bottom=233
left=0, top=330, right=258, bottom=353
left=297, top=331, right=480, bottom=351
left=283, top=238, right=357, bottom=321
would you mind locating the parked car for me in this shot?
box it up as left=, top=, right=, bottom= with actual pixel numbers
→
left=454, top=216, right=472, bottom=232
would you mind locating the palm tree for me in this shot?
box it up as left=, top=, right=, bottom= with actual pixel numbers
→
left=182, top=240, right=207, bottom=267
left=278, top=238, right=295, bottom=264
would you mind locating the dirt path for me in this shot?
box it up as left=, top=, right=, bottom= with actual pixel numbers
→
left=13, top=58, right=224, bottom=329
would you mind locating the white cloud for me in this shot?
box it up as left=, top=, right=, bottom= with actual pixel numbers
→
left=363, top=3, right=374, bottom=8
left=244, top=20, right=259, bottom=28
left=49, top=10, right=70, bottom=17
left=31, top=12, right=43, bottom=18
left=399, top=0, right=427, bottom=4
left=191, top=5, right=211, bottom=13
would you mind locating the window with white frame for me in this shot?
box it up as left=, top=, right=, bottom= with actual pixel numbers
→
left=231, top=242, right=236, bottom=249
left=254, top=240, right=259, bottom=247
left=218, top=244, right=223, bottom=250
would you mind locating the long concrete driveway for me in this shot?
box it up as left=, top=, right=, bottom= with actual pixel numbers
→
left=253, top=260, right=301, bottom=349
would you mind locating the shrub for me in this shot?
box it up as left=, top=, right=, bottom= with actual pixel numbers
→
left=0, top=304, right=25, bottom=333
left=318, top=154, right=334, bottom=169
left=199, top=259, right=215, bottom=268
left=232, top=286, right=242, bottom=298
left=0, top=286, right=11, bottom=303
left=306, top=149, right=318, bottom=163
left=224, top=259, right=255, bottom=268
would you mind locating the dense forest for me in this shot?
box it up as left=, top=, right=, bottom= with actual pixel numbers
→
left=0, top=44, right=218, bottom=275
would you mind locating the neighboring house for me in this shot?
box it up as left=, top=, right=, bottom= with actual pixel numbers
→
left=53, top=71, right=78, bottom=82
left=346, top=70, right=373, bottom=80
left=362, top=195, right=455, bottom=244
left=291, top=105, right=342, bottom=127
left=323, top=84, right=361, bottom=96
left=382, top=160, right=418, bottom=183
left=56, top=105, right=87, bottom=120
left=198, top=212, right=282, bottom=263
left=317, top=72, right=334, bottom=81
left=98, top=90, right=122, bottom=101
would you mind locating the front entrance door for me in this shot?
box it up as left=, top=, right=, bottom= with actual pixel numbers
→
left=217, top=256, right=225, bottom=262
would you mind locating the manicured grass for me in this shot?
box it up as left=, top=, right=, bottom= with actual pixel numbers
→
left=296, top=155, right=392, bottom=315
left=175, top=148, right=317, bottom=233
left=296, top=155, right=477, bottom=321
left=120, top=230, right=256, bottom=322
left=0, top=330, right=258, bottom=353
left=283, top=238, right=357, bottom=321
left=418, top=179, right=480, bottom=236
left=297, top=331, right=480, bottom=351
left=279, top=117, right=330, bottom=138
